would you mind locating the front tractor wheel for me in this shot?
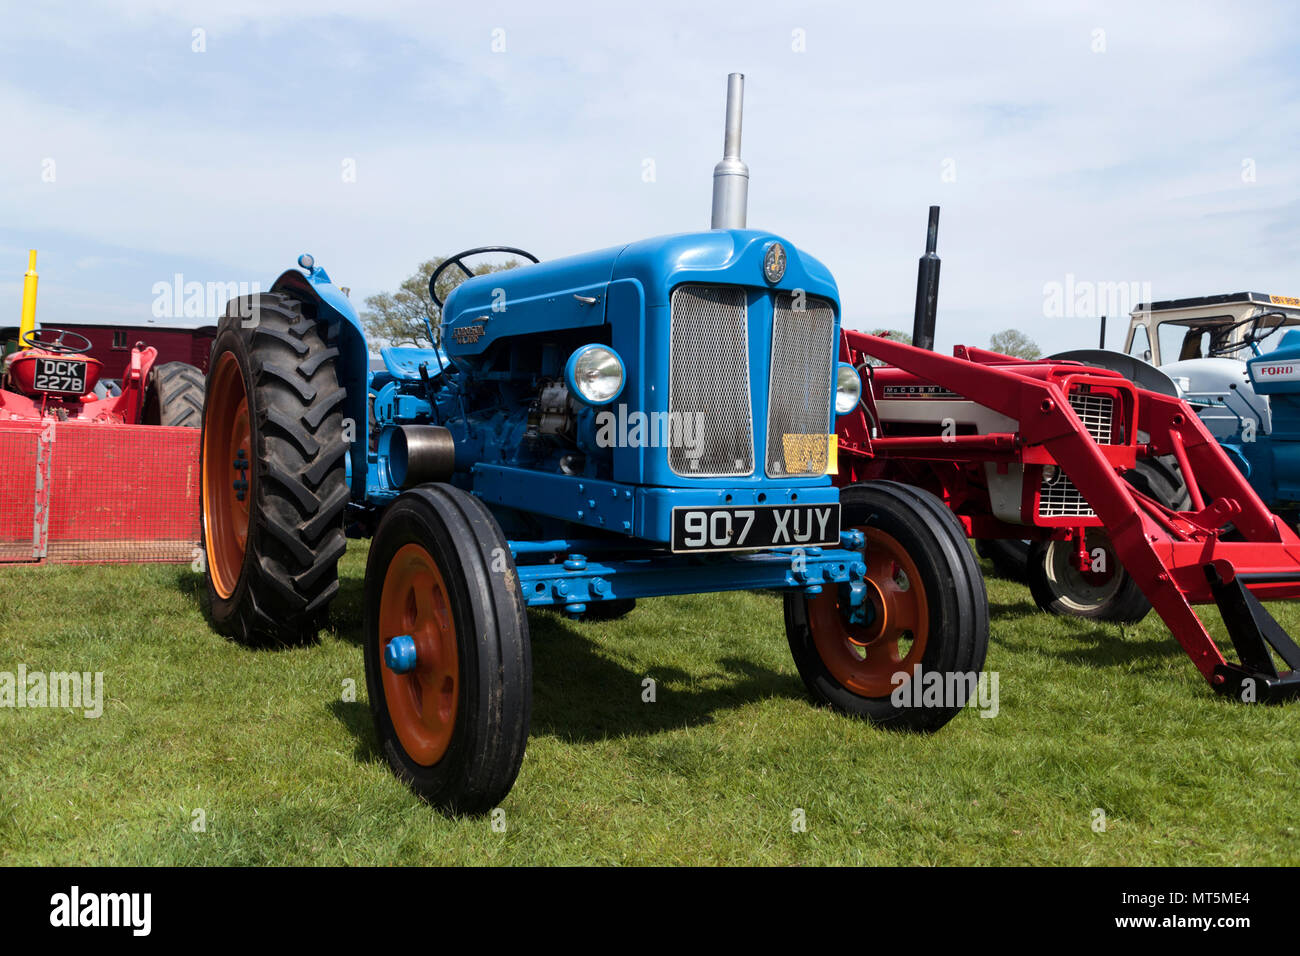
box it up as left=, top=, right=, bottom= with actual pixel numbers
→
left=784, top=481, right=990, bottom=731
left=200, top=293, right=349, bottom=645
left=364, top=484, right=532, bottom=814
left=1023, top=458, right=1187, bottom=624
left=1025, top=529, right=1149, bottom=622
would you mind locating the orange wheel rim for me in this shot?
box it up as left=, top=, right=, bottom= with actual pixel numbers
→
left=808, top=527, right=930, bottom=698
left=378, top=543, right=459, bottom=766
left=203, top=351, right=251, bottom=600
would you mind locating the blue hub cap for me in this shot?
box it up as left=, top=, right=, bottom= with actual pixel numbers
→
left=384, top=634, right=418, bottom=674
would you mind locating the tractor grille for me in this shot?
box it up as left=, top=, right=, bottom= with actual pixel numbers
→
left=1038, top=473, right=1093, bottom=518
left=668, top=284, right=753, bottom=476
left=766, top=292, right=836, bottom=476
left=1037, top=390, right=1113, bottom=517
left=1069, top=391, right=1113, bottom=445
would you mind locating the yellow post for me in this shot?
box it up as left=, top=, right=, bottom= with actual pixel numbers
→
left=18, top=250, right=38, bottom=349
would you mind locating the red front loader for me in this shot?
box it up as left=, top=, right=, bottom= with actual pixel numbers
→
left=834, top=210, right=1300, bottom=701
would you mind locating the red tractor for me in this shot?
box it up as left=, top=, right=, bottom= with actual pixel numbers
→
left=0, top=252, right=204, bottom=564
left=834, top=209, right=1300, bottom=701
left=0, top=326, right=201, bottom=427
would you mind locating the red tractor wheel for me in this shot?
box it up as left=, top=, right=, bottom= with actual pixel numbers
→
left=784, top=481, right=990, bottom=731
left=364, top=484, right=532, bottom=813
left=200, top=292, right=348, bottom=645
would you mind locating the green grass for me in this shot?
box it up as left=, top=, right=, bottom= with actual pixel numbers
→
left=2, top=542, right=1299, bottom=866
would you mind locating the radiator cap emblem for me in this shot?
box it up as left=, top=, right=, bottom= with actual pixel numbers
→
left=763, top=241, right=786, bottom=284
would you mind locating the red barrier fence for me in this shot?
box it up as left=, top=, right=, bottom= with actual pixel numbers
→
left=0, top=420, right=199, bottom=564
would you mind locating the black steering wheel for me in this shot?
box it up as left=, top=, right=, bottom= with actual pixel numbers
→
left=1210, top=311, right=1287, bottom=358
left=428, top=246, right=539, bottom=309
left=21, top=327, right=92, bottom=355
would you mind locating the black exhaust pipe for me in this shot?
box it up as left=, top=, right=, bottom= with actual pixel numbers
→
left=911, top=205, right=941, bottom=351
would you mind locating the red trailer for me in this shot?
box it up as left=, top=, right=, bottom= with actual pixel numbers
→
left=53, top=321, right=216, bottom=380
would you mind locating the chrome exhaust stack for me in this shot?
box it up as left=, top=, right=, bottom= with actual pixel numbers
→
left=710, top=73, right=749, bottom=230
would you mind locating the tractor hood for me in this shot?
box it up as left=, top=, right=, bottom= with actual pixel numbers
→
left=441, top=229, right=838, bottom=366
left=1249, top=329, right=1300, bottom=394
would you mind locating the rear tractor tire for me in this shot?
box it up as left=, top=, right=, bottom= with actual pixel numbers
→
left=364, top=484, right=532, bottom=813
left=142, top=361, right=205, bottom=427
left=784, top=481, right=990, bottom=731
left=976, top=538, right=1031, bottom=582
left=200, top=292, right=349, bottom=646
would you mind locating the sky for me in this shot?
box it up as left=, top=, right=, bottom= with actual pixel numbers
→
left=1, top=0, right=1298, bottom=355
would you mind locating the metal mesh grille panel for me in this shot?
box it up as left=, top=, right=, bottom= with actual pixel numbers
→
left=1038, top=473, right=1094, bottom=518
left=668, top=285, right=753, bottom=476
left=1069, top=391, right=1113, bottom=445
left=0, top=422, right=42, bottom=562
left=766, top=293, right=836, bottom=476
left=0, top=419, right=199, bottom=564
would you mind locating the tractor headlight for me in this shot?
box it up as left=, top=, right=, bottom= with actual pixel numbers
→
left=835, top=362, right=861, bottom=416
left=566, top=345, right=625, bottom=405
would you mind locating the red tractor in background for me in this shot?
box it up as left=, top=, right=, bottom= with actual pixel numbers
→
left=1, top=326, right=201, bottom=427
left=834, top=209, right=1300, bottom=701
left=0, top=251, right=204, bottom=564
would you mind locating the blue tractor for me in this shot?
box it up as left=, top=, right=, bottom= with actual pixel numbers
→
left=1114, top=292, right=1300, bottom=518
left=198, top=75, right=989, bottom=811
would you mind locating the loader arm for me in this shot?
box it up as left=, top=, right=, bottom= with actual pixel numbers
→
left=841, top=328, right=1300, bottom=700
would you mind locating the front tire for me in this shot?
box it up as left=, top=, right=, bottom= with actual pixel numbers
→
left=1025, top=456, right=1188, bottom=623
left=200, top=293, right=349, bottom=645
left=364, top=484, right=532, bottom=813
left=784, top=481, right=990, bottom=731
left=1025, top=529, right=1149, bottom=622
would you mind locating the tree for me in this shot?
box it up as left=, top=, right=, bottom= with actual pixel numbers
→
left=361, top=257, right=522, bottom=348
left=860, top=328, right=912, bottom=367
left=989, top=329, right=1041, bottom=360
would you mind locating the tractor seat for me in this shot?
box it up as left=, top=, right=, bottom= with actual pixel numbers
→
left=380, top=346, right=454, bottom=383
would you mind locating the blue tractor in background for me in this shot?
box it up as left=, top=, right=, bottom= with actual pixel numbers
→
left=1119, top=293, right=1300, bottom=518
left=198, top=75, right=989, bottom=811
left=1083, top=292, right=1300, bottom=518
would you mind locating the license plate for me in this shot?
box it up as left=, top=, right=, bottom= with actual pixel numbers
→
left=33, top=358, right=87, bottom=395
left=670, top=503, right=841, bottom=553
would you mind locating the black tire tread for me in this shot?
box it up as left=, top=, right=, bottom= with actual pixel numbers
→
left=1026, top=457, right=1187, bottom=623
left=365, top=484, right=532, bottom=813
left=142, top=361, right=205, bottom=427
left=202, top=293, right=348, bottom=646
left=976, top=538, right=1031, bottom=582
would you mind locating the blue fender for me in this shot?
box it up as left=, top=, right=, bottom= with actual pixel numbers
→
left=270, top=260, right=370, bottom=500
